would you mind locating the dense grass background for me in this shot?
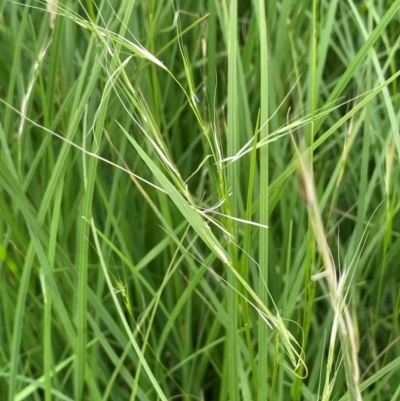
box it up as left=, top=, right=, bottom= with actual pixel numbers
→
left=1, top=0, right=400, bottom=400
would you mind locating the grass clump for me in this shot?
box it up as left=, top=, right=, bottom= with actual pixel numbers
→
left=1, top=0, right=400, bottom=400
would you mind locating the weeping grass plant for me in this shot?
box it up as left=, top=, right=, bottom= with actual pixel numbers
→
left=1, top=0, right=400, bottom=400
